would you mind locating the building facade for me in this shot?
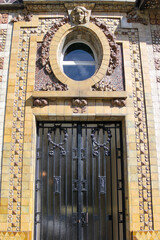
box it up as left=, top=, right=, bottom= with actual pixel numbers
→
left=0, top=0, right=160, bottom=239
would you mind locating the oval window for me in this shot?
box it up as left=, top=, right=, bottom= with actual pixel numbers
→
left=62, top=42, right=96, bottom=81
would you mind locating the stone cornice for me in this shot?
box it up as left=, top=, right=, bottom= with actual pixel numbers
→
left=24, top=1, right=135, bottom=12
left=0, top=0, right=136, bottom=12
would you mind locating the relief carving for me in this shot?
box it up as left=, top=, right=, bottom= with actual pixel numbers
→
left=92, top=80, right=116, bottom=91
left=154, top=59, right=160, bottom=70
left=0, top=13, right=8, bottom=24
left=153, top=45, right=160, bottom=53
left=112, top=99, right=126, bottom=107
left=72, top=99, right=87, bottom=113
left=126, top=8, right=148, bottom=25
left=40, top=82, right=68, bottom=91
left=34, top=98, right=48, bottom=107
left=157, top=77, right=160, bottom=82
left=90, top=17, right=119, bottom=76
left=40, top=17, right=69, bottom=74
left=11, top=12, right=33, bottom=22
left=37, top=16, right=122, bottom=91
left=70, top=6, right=90, bottom=24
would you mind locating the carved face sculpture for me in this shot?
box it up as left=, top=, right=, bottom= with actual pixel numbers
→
left=71, top=6, right=89, bottom=24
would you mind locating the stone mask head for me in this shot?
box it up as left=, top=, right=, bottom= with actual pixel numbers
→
left=71, top=6, right=89, bottom=24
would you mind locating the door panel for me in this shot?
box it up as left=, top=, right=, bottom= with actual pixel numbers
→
left=35, top=122, right=125, bottom=240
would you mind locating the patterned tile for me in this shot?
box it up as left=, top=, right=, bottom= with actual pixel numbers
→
left=127, top=30, right=153, bottom=230
left=133, top=231, right=160, bottom=240
left=0, top=231, right=31, bottom=240
left=0, top=29, right=7, bottom=52
left=0, top=58, right=4, bottom=69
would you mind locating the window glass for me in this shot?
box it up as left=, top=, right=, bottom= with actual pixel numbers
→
left=63, top=42, right=96, bottom=81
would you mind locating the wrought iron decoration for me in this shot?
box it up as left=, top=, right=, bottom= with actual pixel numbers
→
left=47, top=126, right=68, bottom=156
left=91, top=127, right=112, bottom=156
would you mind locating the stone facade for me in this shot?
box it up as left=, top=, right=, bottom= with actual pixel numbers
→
left=0, top=0, right=160, bottom=239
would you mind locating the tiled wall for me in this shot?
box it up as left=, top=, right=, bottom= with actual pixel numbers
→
left=0, top=13, right=12, bottom=180
left=0, top=11, right=160, bottom=240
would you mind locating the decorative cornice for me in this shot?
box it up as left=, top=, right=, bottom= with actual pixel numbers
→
left=64, top=3, right=95, bottom=11
left=126, top=8, right=148, bottom=25
left=23, top=1, right=135, bottom=13
left=138, top=0, right=160, bottom=10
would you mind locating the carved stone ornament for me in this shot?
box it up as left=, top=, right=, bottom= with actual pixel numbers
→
left=34, top=98, right=48, bottom=107
left=40, top=16, right=119, bottom=85
left=126, top=8, right=148, bottom=25
left=90, top=17, right=119, bottom=75
left=70, top=6, right=90, bottom=24
left=157, top=76, right=160, bottom=82
left=72, top=99, right=87, bottom=108
left=40, top=17, right=69, bottom=74
left=10, top=12, right=33, bottom=22
left=40, top=82, right=68, bottom=91
left=112, top=99, right=126, bottom=107
left=92, top=79, right=116, bottom=91
left=153, top=45, right=160, bottom=53
left=155, top=58, right=160, bottom=70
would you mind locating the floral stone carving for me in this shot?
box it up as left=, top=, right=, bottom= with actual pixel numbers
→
left=40, top=82, right=68, bottom=91
left=92, top=79, right=116, bottom=91
left=40, top=17, right=69, bottom=74
left=90, top=17, right=119, bottom=76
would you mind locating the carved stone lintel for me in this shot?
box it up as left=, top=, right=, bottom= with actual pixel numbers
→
left=10, top=13, right=33, bottom=22
left=112, top=99, right=126, bottom=107
left=34, top=98, right=48, bottom=107
left=72, top=99, right=87, bottom=108
left=70, top=6, right=90, bottom=24
left=40, top=82, right=68, bottom=91
left=126, top=8, right=148, bottom=25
